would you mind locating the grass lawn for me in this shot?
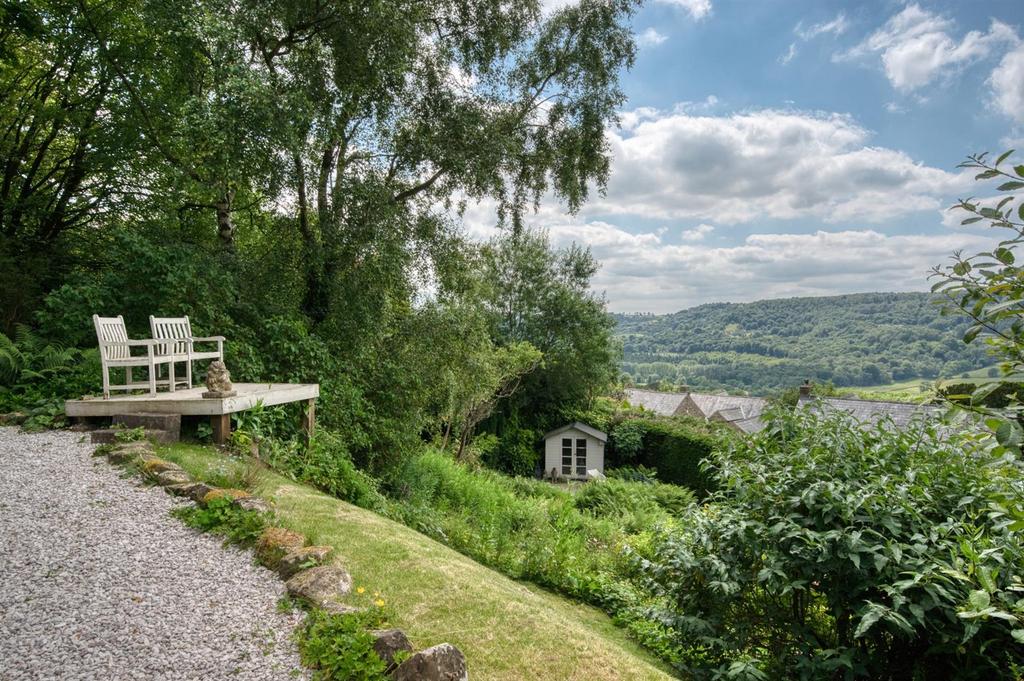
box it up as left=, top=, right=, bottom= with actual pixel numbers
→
left=156, top=442, right=676, bottom=681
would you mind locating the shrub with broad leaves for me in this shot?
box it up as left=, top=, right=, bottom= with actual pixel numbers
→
left=640, top=407, right=1024, bottom=680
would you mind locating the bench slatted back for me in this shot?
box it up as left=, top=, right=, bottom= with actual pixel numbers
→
left=93, top=315, right=129, bottom=360
left=150, top=316, right=192, bottom=356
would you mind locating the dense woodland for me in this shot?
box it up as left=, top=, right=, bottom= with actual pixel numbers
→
left=616, top=291, right=992, bottom=392
left=0, top=0, right=629, bottom=465
left=2, top=1, right=1024, bottom=679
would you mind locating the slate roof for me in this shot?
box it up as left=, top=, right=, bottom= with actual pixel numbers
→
left=624, top=388, right=688, bottom=416
left=625, top=388, right=768, bottom=433
left=731, top=416, right=768, bottom=434
left=691, top=394, right=768, bottom=421
left=543, top=421, right=608, bottom=442
left=798, top=395, right=944, bottom=429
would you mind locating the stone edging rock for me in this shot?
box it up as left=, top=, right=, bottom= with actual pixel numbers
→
left=96, top=439, right=469, bottom=681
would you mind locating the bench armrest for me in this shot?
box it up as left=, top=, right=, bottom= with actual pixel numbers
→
left=191, top=336, right=226, bottom=342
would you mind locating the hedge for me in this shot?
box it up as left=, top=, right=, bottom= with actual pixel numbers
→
left=608, top=418, right=723, bottom=496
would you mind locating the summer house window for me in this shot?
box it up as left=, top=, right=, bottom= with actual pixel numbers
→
left=561, top=438, right=572, bottom=474
left=575, top=438, right=587, bottom=477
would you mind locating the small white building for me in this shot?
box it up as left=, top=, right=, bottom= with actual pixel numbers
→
left=542, top=422, right=607, bottom=480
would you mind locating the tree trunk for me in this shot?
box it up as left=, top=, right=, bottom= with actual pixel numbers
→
left=215, top=190, right=235, bottom=251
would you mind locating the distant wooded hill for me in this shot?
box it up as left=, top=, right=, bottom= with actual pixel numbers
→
left=614, top=292, right=992, bottom=393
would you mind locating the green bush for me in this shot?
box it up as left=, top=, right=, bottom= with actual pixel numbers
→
left=0, top=326, right=98, bottom=414
left=575, top=478, right=695, bottom=527
left=941, top=381, right=1022, bottom=408
left=491, top=425, right=540, bottom=477
left=298, top=609, right=389, bottom=681
left=171, top=496, right=269, bottom=547
left=641, top=407, right=1024, bottom=680
left=267, top=431, right=388, bottom=513
left=609, top=417, right=723, bottom=495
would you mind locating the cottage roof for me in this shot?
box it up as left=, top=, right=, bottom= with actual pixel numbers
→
left=543, top=422, right=608, bottom=443
left=624, top=388, right=687, bottom=416
left=731, top=416, right=768, bottom=434
left=798, top=395, right=943, bottom=429
left=688, top=393, right=767, bottom=421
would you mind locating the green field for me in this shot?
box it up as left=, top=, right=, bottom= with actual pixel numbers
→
left=848, top=366, right=1018, bottom=402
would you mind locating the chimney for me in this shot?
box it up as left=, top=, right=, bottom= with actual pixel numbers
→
left=679, top=383, right=690, bottom=393
left=798, top=381, right=812, bottom=398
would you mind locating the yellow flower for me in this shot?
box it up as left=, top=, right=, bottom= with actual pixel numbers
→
left=356, top=587, right=365, bottom=594
left=375, top=599, right=385, bottom=608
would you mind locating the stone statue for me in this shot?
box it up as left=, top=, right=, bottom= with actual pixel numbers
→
left=202, top=360, right=237, bottom=398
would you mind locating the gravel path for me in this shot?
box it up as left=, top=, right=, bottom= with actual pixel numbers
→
left=0, top=427, right=308, bottom=681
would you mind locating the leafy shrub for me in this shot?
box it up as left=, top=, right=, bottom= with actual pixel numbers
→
left=470, top=432, right=500, bottom=462
left=297, top=609, right=389, bottom=681
left=114, top=425, right=146, bottom=443
left=18, top=399, right=67, bottom=432
left=649, top=484, right=696, bottom=517
left=609, top=417, right=723, bottom=495
left=267, top=431, right=388, bottom=513
left=575, top=478, right=695, bottom=523
left=574, top=478, right=659, bottom=517
left=172, top=496, right=269, bottom=546
left=641, top=407, right=1024, bottom=680
left=0, top=326, right=97, bottom=414
left=492, top=425, right=540, bottom=476
left=609, top=419, right=645, bottom=461
left=941, top=381, right=1022, bottom=408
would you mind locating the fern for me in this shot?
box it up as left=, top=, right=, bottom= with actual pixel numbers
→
left=0, top=326, right=82, bottom=387
left=0, top=333, right=25, bottom=384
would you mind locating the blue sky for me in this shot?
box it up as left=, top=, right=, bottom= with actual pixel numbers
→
left=464, top=0, right=1024, bottom=313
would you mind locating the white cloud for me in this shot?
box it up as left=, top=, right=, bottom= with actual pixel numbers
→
left=990, top=44, right=1024, bottom=124
left=680, top=224, right=714, bottom=241
left=782, top=13, right=848, bottom=65
left=838, top=4, right=1020, bottom=91
left=543, top=221, right=998, bottom=312
left=656, top=0, right=711, bottom=21
left=885, top=101, right=907, bottom=114
left=596, top=107, right=969, bottom=224
left=636, top=27, right=668, bottom=48
left=779, top=42, right=798, bottom=65
left=795, top=13, right=849, bottom=41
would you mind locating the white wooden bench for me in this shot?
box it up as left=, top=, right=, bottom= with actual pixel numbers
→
left=93, top=315, right=178, bottom=398
left=149, top=316, right=225, bottom=388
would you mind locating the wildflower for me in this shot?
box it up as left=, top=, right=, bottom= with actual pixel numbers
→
left=356, top=586, right=365, bottom=594
left=375, top=598, right=385, bottom=608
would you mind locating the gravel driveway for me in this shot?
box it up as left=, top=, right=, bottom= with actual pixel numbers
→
left=0, top=427, right=308, bottom=681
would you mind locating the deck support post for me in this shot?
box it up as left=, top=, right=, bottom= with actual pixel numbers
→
left=211, top=413, right=231, bottom=445
left=300, top=398, right=316, bottom=446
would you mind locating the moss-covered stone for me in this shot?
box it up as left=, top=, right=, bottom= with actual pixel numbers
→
left=164, top=481, right=212, bottom=500
left=155, top=470, right=191, bottom=486
left=0, top=411, right=27, bottom=425
left=255, top=527, right=306, bottom=568
left=105, top=442, right=153, bottom=465
left=141, top=458, right=184, bottom=475
left=234, top=496, right=272, bottom=514
left=277, top=545, right=332, bottom=579
left=285, top=565, right=352, bottom=609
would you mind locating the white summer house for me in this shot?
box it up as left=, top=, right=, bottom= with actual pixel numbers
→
left=542, top=422, right=607, bottom=480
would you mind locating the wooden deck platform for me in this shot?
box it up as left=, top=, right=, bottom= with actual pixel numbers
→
left=65, top=383, right=319, bottom=444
